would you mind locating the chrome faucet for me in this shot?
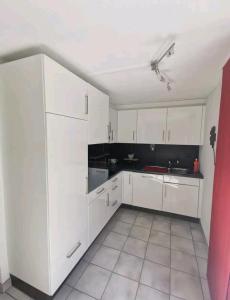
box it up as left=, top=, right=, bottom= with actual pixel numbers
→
left=168, top=160, right=172, bottom=169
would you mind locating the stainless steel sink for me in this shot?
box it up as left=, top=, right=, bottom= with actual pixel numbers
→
left=170, top=168, right=190, bottom=175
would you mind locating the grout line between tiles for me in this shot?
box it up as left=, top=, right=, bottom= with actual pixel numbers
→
left=5, top=292, right=18, bottom=300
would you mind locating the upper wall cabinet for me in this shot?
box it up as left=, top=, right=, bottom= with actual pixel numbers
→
left=117, top=105, right=204, bottom=145
left=43, top=56, right=88, bottom=120
left=109, top=108, right=118, bottom=143
left=167, top=106, right=203, bottom=145
left=117, top=110, right=137, bottom=143
left=137, top=108, right=167, bottom=144
left=88, top=84, right=109, bottom=145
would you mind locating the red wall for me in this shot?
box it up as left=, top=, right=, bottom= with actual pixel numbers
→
left=208, top=59, right=230, bottom=300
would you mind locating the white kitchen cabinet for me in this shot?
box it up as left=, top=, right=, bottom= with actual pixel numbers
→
left=89, top=187, right=108, bottom=244
left=43, top=56, right=88, bottom=120
left=133, top=173, right=163, bottom=210
left=117, top=110, right=137, bottom=143
left=109, top=108, right=118, bottom=143
left=162, top=182, right=199, bottom=218
left=137, top=108, right=167, bottom=144
left=88, top=84, right=109, bottom=144
left=166, top=106, right=203, bottom=145
left=1, top=54, right=89, bottom=297
left=46, top=114, right=88, bottom=292
left=108, top=175, right=122, bottom=217
left=88, top=174, right=122, bottom=244
left=122, top=172, right=133, bottom=205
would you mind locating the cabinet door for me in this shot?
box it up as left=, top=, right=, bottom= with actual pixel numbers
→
left=117, top=110, right=137, bottom=143
left=133, top=173, right=163, bottom=210
left=89, top=189, right=107, bottom=244
left=44, top=56, right=87, bottom=120
left=167, top=106, right=203, bottom=145
left=163, top=183, right=199, bottom=217
left=88, top=84, right=109, bottom=144
left=108, top=175, right=122, bottom=217
left=137, top=108, right=167, bottom=144
left=122, top=172, right=133, bottom=205
left=46, top=114, right=88, bottom=293
left=109, top=108, right=118, bottom=143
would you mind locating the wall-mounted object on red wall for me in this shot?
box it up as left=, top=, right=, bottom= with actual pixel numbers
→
left=208, top=58, right=230, bottom=300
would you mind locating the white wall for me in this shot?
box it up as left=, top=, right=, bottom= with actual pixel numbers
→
left=200, top=80, right=222, bottom=243
left=0, top=79, right=10, bottom=285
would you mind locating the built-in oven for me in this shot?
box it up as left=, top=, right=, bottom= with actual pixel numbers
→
left=88, top=167, right=109, bottom=193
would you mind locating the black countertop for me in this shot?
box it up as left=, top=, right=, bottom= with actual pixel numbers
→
left=89, top=161, right=203, bottom=180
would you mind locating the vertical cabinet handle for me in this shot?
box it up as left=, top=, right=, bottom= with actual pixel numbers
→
left=109, top=122, right=112, bottom=142
left=107, top=125, right=110, bottom=142
left=162, top=130, right=165, bottom=142
left=106, top=193, right=110, bottom=206
left=66, top=241, right=81, bottom=258
left=168, top=130, right=171, bottom=142
left=129, top=174, right=131, bottom=184
left=133, top=131, right=135, bottom=141
left=164, top=185, right=167, bottom=198
left=85, top=95, right=88, bottom=114
left=112, top=130, right=114, bottom=142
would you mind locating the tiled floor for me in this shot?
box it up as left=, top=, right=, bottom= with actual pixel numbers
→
left=1, top=207, right=212, bottom=300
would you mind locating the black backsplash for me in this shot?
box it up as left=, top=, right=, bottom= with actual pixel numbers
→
left=89, top=143, right=199, bottom=169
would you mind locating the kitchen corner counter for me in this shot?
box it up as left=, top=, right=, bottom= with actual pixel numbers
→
left=89, top=161, right=204, bottom=181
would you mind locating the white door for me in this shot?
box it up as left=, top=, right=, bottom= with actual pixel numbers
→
left=117, top=110, right=137, bottom=143
left=137, top=108, right=167, bottom=144
left=46, top=113, right=88, bottom=293
left=43, top=56, right=88, bottom=120
left=88, top=84, right=109, bottom=144
left=109, top=108, right=118, bottom=143
left=163, top=183, right=199, bottom=217
left=89, top=189, right=108, bottom=244
left=122, top=172, right=133, bottom=205
left=166, top=106, right=203, bottom=145
left=133, top=173, right=163, bottom=210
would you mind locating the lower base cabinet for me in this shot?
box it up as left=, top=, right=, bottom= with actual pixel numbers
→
left=122, top=172, right=201, bottom=218
left=89, top=188, right=108, bottom=244
left=88, top=174, right=122, bottom=244
left=132, top=173, right=163, bottom=210
left=108, top=175, right=122, bottom=218
left=163, top=183, right=199, bottom=217
left=122, top=171, right=133, bottom=205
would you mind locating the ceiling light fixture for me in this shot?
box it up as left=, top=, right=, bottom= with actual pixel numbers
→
left=150, top=42, right=175, bottom=91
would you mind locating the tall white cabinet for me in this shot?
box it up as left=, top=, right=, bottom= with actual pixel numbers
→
left=1, top=55, right=88, bottom=297
left=46, top=114, right=88, bottom=292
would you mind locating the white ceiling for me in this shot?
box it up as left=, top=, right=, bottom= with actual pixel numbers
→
left=1, top=0, right=230, bottom=105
